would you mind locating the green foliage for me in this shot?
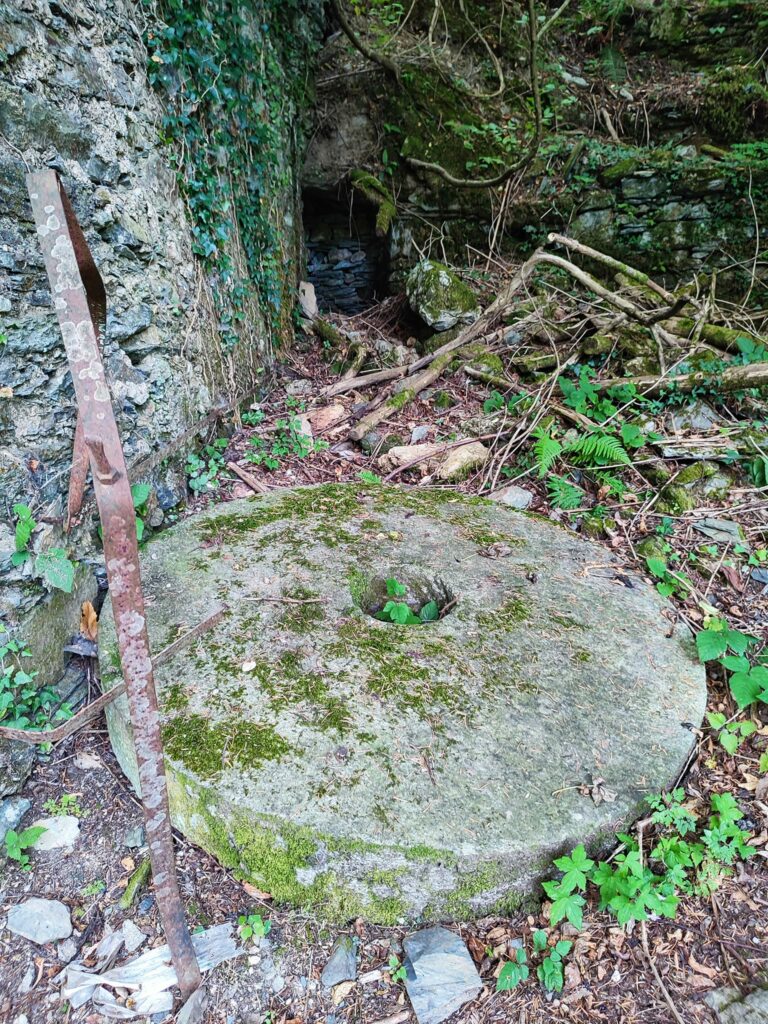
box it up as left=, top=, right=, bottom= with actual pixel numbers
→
left=722, top=656, right=768, bottom=710
left=547, top=475, right=584, bottom=510
left=388, top=954, right=407, bottom=983
left=537, top=941, right=572, bottom=992
left=0, top=634, right=72, bottom=730
left=5, top=826, right=47, bottom=870
left=645, top=556, right=693, bottom=599
left=242, top=409, right=266, bottom=427
left=237, top=913, right=272, bottom=942
left=44, top=793, right=86, bottom=818
left=247, top=416, right=328, bottom=471
left=532, top=428, right=562, bottom=477
left=131, top=483, right=152, bottom=543
left=11, top=503, right=35, bottom=566
left=496, top=947, right=528, bottom=990
left=186, top=439, right=229, bottom=494
left=34, top=548, right=75, bottom=593
left=544, top=790, right=754, bottom=930
left=81, top=879, right=107, bottom=897
left=358, top=470, right=382, bottom=484
left=376, top=578, right=439, bottom=625
left=696, top=617, right=757, bottom=661
left=566, top=430, right=630, bottom=468
left=706, top=712, right=757, bottom=755
left=145, top=0, right=322, bottom=344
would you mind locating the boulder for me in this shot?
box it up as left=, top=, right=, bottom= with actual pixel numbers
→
left=100, top=484, right=705, bottom=923
left=406, top=261, right=480, bottom=332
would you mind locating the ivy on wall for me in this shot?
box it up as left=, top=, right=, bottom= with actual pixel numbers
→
left=144, top=0, right=323, bottom=348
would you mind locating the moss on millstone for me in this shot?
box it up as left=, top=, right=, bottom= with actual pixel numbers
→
left=477, top=595, right=530, bottom=630
left=162, top=714, right=290, bottom=778
left=278, top=586, right=325, bottom=635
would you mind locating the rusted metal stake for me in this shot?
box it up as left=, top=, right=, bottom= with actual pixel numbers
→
left=27, top=170, right=201, bottom=999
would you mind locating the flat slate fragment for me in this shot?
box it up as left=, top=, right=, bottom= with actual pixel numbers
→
left=7, top=898, right=72, bottom=945
left=100, top=484, right=706, bottom=923
left=403, top=926, right=482, bottom=1024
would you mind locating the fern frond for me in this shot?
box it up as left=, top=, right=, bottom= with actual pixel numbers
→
left=547, top=476, right=585, bottom=510
left=532, top=429, right=562, bottom=478
left=566, top=430, right=630, bottom=468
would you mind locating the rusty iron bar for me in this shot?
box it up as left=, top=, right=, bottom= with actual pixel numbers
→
left=26, top=169, right=201, bottom=999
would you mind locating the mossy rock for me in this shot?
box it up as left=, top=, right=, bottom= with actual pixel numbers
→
left=406, top=260, right=480, bottom=332
left=100, top=484, right=704, bottom=923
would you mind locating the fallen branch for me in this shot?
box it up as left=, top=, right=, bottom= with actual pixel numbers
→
left=547, top=232, right=677, bottom=304
left=227, top=461, right=270, bottom=495
left=595, top=359, right=768, bottom=397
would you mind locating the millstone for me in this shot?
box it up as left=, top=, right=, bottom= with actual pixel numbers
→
left=100, top=484, right=705, bottom=923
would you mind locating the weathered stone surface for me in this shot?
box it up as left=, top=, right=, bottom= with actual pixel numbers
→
left=406, top=261, right=480, bottom=332
left=101, top=484, right=705, bottom=923
left=0, top=741, right=35, bottom=799
left=490, top=485, right=533, bottom=510
left=6, top=898, right=72, bottom=945
left=379, top=442, right=489, bottom=481
left=707, top=986, right=768, bottom=1023
left=403, top=927, right=481, bottom=1024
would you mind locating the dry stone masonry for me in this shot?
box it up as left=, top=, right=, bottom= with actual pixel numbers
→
left=100, top=483, right=706, bottom=923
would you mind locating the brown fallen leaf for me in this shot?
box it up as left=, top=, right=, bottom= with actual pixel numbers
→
left=332, top=980, right=356, bottom=1005
left=721, top=565, right=745, bottom=593
left=80, top=601, right=98, bottom=642
left=121, top=857, right=135, bottom=872
left=755, top=776, right=768, bottom=803
left=689, top=952, right=718, bottom=979
left=242, top=881, right=272, bottom=900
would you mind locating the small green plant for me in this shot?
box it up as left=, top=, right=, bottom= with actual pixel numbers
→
left=0, top=634, right=72, bottom=730
left=358, top=470, right=382, bottom=484
left=242, top=408, right=266, bottom=426
left=547, top=475, right=584, bottom=510
left=81, top=879, right=106, bottom=897
left=645, top=556, right=694, bottom=599
left=11, top=503, right=36, bottom=566
left=237, top=913, right=271, bottom=942
left=496, top=947, right=529, bottom=990
left=388, top=954, right=407, bottom=983
left=706, top=712, right=757, bottom=755
left=696, top=617, right=757, bottom=662
left=186, top=438, right=229, bottom=493
left=44, top=793, right=86, bottom=818
left=537, top=940, right=572, bottom=992
left=543, top=790, right=754, bottom=930
left=5, top=825, right=47, bottom=870
left=376, top=578, right=440, bottom=625
left=247, top=416, right=328, bottom=471
left=131, top=483, right=152, bottom=543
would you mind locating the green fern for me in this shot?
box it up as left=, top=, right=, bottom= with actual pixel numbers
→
left=547, top=476, right=585, bottom=510
left=533, top=428, right=563, bottom=477
left=566, top=430, right=630, bottom=468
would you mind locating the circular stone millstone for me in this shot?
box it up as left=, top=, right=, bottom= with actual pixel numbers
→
left=100, top=483, right=705, bottom=924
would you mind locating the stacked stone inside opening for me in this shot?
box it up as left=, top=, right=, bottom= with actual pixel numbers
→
left=303, top=186, right=388, bottom=314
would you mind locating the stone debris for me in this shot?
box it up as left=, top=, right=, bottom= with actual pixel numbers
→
left=379, top=441, right=489, bottom=481
left=490, top=484, right=533, bottom=509
left=31, top=814, right=80, bottom=851
left=123, top=824, right=146, bottom=849
left=706, top=985, right=768, bottom=1024
left=57, top=937, right=79, bottom=963
left=0, top=795, right=31, bottom=844
left=692, top=518, right=745, bottom=545
left=122, top=919, right=148, bottom=953
left=321, top=936, right=358, bottom=989
left=299, top=281, right=318, bottom=320
left=308, top=404, right=346, bottom=432
left=7, top=897, right=72, bottom=945
left=402, top=927, right=482, bottom=1024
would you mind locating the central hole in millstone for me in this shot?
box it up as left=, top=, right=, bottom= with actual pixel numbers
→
left=357, top=573, right=455, bottom=625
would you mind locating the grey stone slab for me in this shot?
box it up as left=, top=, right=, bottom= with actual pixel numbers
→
left=403, top=927, right=481, bottom=1024
left=7, top=898, right=72, bottom=944
left=100, top=484, right=705, bottom=923
left=31, top=815, right=80, bottom=851
left=321, top=936, right=358, bottom=988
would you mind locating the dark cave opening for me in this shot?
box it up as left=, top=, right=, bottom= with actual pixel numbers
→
left=302, top=185, right=389, bottom=315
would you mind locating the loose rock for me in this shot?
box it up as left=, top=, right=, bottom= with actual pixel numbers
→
left=7, top=898, right=72, bottom=944
left=406, top=260, right=480, bottom=332
left=490, top=485, right=533, bottom=510
left=706, top=985, right=768, bottom=1023
left=321, top=936, right=358, bottom=989
left=0, top=795, right=31, bottom=844
left=402, top=927, right=482, bottom=1024
left=31, top=815, right=80, bottom=851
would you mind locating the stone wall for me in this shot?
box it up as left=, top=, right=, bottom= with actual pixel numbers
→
left=0, top=0, right=318, bottom=635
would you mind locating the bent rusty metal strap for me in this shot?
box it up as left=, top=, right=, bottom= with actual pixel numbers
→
left=26, top=169, right=201, bottom=999
left=0, top=604, right=227, bottom=745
